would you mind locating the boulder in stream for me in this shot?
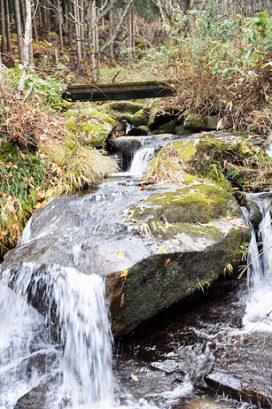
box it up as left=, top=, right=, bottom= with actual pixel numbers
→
left=1, top=173, right=249, bottom=335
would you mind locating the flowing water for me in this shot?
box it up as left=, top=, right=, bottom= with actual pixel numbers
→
left=128, top=147, right=154, bottom=177
left=0, top=143, right=272, bottom=409
left=243, top=195, right=272, bottom=333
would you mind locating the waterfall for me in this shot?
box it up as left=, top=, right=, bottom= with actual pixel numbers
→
left=0, top=263, right=114, bottom=409
left=243, top=196, right=272, bottom=332
left=129, top=147, right=154, bottom=177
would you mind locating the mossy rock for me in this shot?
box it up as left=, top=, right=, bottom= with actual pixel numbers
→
left=184, top=114, right=218, bottom=132
left=65, top=107, right=116, bottom=148
left=132, top=109, right=150, bottom=127
left=127, top=182, right=242, bottom=240
left=147, top=133, right=272, bottom=192
left=151, top=119, right=178, bottom=135
left=107, top=181, right=249, bottom=334
left=129, top=125, right=149, bottom=136
left=109, top=102, right=143, bottom=114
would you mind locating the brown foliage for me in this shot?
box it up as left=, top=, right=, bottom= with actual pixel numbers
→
left=164, top=65, right=272, bottom=134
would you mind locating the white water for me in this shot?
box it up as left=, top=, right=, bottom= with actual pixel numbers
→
left=129, top=147, right=154, bottom=177
left=0, top=263, right=114, bottom=409
left=243, top=197, right=272, bottom=332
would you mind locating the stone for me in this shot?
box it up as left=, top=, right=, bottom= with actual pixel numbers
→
left=65, top=107, right=116, bottom=148
left=109, top=101, right=143, bottom=114
left=1, top=177, right=249, bottom=336
left=132, top=109, right=150, bottom=127
left=184, top=114, right=218, bottom=132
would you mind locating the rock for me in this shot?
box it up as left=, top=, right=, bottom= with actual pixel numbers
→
left=132, top=109, right=150, bottom=127
left=109, top=101, right=143, bottom=114
left=65, top=107, right=116, bottom=148
left=147, top=132, right=272, bottom=192
left=245, top=197, right=263, bottom=228
left=15, top=374, right=61, bottom=409
left=205, top=371, right=272, bottom=408
left=108, top=182, right=249, bottom=334
left=173, top=125, right=191, bottom=135
left=1, top=176, right=249, bottom=336
left=151, top=119, right=178, bottom=135
left=184, top=397, right=236, bottom=409
left=184, top=114, right=218, bottom=132
left=128, top=125, right=150, bottom=136
left=107, top=136, right=142, bottom=169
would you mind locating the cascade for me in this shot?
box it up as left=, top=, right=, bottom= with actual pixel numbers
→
left=243, top=195, right=272, bottom=332
left=0, top=263, right=114, bottom=409
left=128, top=146, right=154, bottom=177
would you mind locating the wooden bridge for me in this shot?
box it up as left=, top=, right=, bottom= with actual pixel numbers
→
left=62, top=81, right=176, bottom=102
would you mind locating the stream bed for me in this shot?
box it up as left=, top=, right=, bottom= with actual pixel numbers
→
left=0, top=137, right=272, bottom=409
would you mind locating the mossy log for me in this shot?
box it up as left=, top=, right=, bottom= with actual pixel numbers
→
left=63, top=81, right=176, bottom=102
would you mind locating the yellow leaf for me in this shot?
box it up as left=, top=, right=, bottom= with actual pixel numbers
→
left=115, top=250, right=124, bottom=260
left=120, top=269, right=128, bottom=279
left=130, top=373, right=139, bottom=382
left=159, top=247, right=167, bottom=254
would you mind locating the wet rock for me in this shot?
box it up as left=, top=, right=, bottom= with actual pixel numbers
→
left=245, top=197, right=263, bottom=228
left=107, top=136, right=141, bottom=169
left=128, top=125, right=149, bottom=136
left=147, top=132, right=272, bottom=192
left=205, top=371, right=272, bottom=408
left=1, top=177, right=249, bottom=336
left=184, top=397, right=236, bottom=409
left=203, top=331, right=272, bottom=408
left=14, top=373, right=61, bottom=409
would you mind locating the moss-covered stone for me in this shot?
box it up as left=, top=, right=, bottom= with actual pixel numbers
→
left=109, top=101, right=143, bottom=114
left=184, top=114, right=218, bottom=132
left=132, top=109, right=150, bottom=127
left=147, top=132, right=272, bottom=192
left=127, top=183, right=242, bottom=239
left=65, top=107, right=116, bottom=148
left=129, top=125, right=149, bottom=136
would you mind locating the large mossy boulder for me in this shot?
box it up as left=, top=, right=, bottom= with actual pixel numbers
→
left=108, top=181, right=249, bottom=334
left=147, top=132, right=272, bottom=192
left=65, top=107, right=116, bottom=148
left=2, top=173, right=249, bottom=336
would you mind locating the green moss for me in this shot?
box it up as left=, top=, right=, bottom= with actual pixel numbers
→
left=65, top=107, right=116, bottom=147
left=127, top=183, right=242, bottom=243
left=132, top=109, right=150, bottom=127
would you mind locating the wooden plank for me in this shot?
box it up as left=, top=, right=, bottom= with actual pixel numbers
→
left=62, top=81, right=176, bottom=101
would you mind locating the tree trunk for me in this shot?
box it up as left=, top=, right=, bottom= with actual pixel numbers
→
left=56, top=0, right=64, bottom=53
left=0, top=0, right=7, bottom=55
left=14, top=0, right=23, bottom=61
left=18, top=0, right=33, bottom=94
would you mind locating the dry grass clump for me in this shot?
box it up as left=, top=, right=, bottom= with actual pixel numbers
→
left=0, top=76, right=117, bottom=257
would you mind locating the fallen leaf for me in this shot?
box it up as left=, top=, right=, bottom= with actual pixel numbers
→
left=130, top=373, right=139, bottom=382
left=120, top=269, right=128, bottom=279
left=163, top=258, right=171, bottom=267
left=159, top=247, right=167, bottom=254
left=115, top=250, right=124, bottom=260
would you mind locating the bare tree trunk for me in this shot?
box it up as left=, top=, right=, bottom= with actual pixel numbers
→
left=74, top=0, right=82, bottom=66
left=5, top=0, right=11, bottom=53
left=56, top=0, right=64, bottom=53
left=14, top=0, right=23, bottom=61
left=108, top=8, right=114, bottom=60
left=0, top=0, right=7, bottom=56
left=91, top=0, right=99, bottom=81
left=18, top=0, right=33, bottom=94
left=127, top=6, right=135, bottom=62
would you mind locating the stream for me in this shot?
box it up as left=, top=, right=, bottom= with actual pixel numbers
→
left=0, top=137, right=272, bottom=409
